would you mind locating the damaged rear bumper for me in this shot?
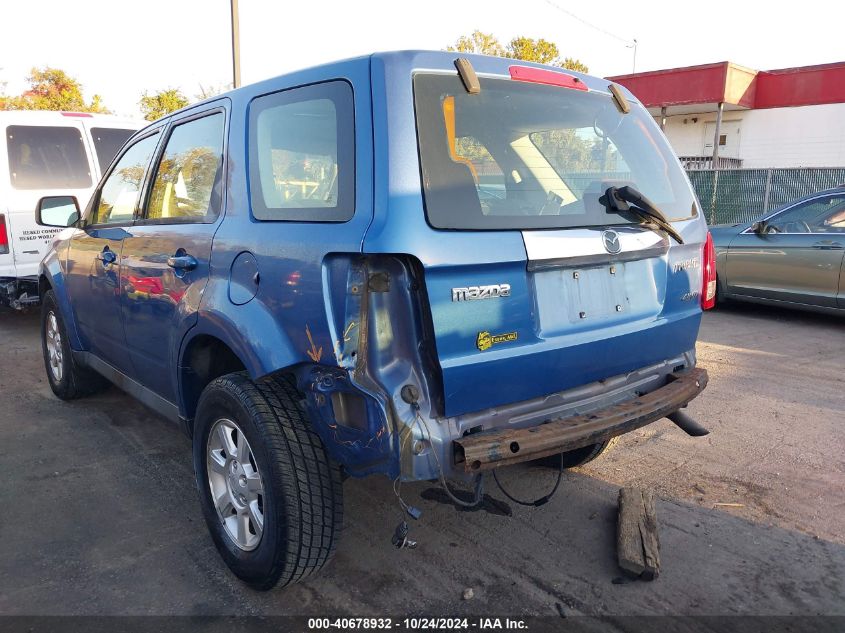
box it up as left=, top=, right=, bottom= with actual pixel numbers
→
left=453, top=367, right=708, bottom=472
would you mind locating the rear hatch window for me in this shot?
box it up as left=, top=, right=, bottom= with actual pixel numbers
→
left=413, top=73, right=696, bottom=230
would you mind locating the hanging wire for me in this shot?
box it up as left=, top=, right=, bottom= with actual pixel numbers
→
left=540, top=0, right=634, bottom=45
left=492, top=452, right=565, bottom=507
left=412, top=406, right=484, bottom=508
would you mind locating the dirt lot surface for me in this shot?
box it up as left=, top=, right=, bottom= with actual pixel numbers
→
left=0, top=303, right=843, bottom=616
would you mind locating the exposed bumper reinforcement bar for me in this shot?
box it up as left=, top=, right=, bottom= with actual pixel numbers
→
left=453, top=367, right=708, bottom=472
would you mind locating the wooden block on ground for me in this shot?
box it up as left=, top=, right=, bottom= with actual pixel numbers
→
left=617, top=486, right=661, bottom=580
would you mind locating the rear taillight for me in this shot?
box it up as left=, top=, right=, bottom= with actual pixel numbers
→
left=0, top=214, right=9, bottom=255
left=701, top=231, right=717, bottom=310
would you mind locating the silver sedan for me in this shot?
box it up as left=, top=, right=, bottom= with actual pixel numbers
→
left=710, top=187, right=845, bottom=315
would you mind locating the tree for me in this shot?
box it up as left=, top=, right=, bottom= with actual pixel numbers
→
left=139, top=89, right=189, bottom=122
left=0, top=66, right=109, bottom=113
left=447, top=31, right=506, bottom=58
left=195, top=82, right=233, bottom=101
left=446, top=31, right=588, bottom=73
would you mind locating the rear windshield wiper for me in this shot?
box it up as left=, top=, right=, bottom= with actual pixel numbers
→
left=600, top=186, right=684, bottom=244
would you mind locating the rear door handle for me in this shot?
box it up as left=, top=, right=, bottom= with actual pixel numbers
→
left=812, top=241, right=844, bottom=250
left=97, top=248, right=117, bottom=265
left=167, top=253, right=198, bottom=271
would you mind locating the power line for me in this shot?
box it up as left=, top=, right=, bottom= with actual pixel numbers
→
left=540, top=0, right=634, bottom=45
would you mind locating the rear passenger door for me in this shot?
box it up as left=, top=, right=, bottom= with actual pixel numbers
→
left=119, top=106, right=227, bottom=403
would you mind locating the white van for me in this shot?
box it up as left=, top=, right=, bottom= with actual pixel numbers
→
left=0, top=111, right=142, bottom=308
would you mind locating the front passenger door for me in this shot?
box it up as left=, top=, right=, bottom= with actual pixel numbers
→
left=119, top=108, right=227, bottom=402
left=65, top=130, right=161, bottom=372
left=725, top=195, right=845, bottom=308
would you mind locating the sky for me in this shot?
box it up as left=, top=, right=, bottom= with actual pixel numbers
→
left=1, top=0, right=844, bottom=118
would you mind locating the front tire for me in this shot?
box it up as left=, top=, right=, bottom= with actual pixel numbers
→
left=193, top=372, right=343, bottom=590
left=41, top=289, right=108, bottom=400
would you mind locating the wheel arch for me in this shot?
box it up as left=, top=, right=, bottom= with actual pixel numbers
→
left=38, top=257, right=83, bottom=350
left=179, top=333, right=248, bottom=429
left=177, top=307, right=303, bottom=432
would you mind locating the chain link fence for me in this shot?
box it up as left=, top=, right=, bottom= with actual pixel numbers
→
left=687, top=168, right=845, bottom=225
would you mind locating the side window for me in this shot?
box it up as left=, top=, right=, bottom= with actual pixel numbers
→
left=6, top=125, right=91, bottom=190
left=91, top=132, right=159, bottom=226
left=248, top=81, right=354, bottom=222
left=768, top=196, right=845, bottom=234
left=90, top=127, right=136, bottom=174
left=817, top=198, right=845, bottom=233
left=146, top=112, right=225, bottom=223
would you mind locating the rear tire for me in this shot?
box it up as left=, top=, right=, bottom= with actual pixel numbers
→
left=41, top=289, right=108, bottom=400
left=193, top=372, right=343, bottom=590
left=535, top=438, right=616, bottom=469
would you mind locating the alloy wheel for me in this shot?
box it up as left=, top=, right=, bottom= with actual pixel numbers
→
left=45, top=311, right=63, bottom=383
left=206, top=418, right=265, bottom=551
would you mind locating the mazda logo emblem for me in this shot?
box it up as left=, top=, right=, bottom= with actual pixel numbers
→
left=602, top=230, right=622, bottom=254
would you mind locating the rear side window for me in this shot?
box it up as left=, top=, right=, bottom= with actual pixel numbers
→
left=146, top=112, right=225, bottom=223
left=248, top=81, right=354, bottom=222
left=90, top=127, right=135, bottom=173
left=6, top=125, right=92, bottom=190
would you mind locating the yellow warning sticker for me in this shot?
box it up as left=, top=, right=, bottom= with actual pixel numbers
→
left=476, top=330, right=518, bottom=352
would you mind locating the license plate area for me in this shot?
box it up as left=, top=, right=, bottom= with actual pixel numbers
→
left=533, top=260, right=662, bottom=336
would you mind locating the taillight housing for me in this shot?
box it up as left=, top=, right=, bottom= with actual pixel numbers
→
left=701, top=231, right=717, bottom=310
left=0, top=214, right=9, bottom=255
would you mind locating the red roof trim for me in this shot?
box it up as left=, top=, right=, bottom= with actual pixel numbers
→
left=608, top=60, right=845, bottom=110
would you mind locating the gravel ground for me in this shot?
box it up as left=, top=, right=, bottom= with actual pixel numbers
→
left=0, top=302, right=842, bottom=616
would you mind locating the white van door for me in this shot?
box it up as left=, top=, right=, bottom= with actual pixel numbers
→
left=2, top=118, right=99, bottom=280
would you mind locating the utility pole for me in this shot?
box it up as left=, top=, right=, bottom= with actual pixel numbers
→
left=711, top=101, right=724, bottom=170
left=709, top=101, right=725, bottom=223
left=230, top=0, right=241, bottom=88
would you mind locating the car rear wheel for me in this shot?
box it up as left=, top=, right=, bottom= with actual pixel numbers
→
left=534, top=438, right=616, bottom=469
left=41, top=289, right=108, bottom=400
left=193, top=372, right=343, bottom=590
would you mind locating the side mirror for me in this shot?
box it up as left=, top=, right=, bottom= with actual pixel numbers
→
left=36, top=196, right=80, bottom=228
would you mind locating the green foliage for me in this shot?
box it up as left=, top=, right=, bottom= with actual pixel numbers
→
left=447, top=31, right=506, bottom=58
left=139, top=89, right=189, bottom=122
left=0, top=66, right=109, bottom=113
left=195, top=82, right=233, bottom=101
left=446, top=31, right=588, bottom=73
left=561, top=58, right=590, bottom=74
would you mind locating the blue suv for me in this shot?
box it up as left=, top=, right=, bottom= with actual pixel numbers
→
left=35, top=51, right=713, bottom=589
